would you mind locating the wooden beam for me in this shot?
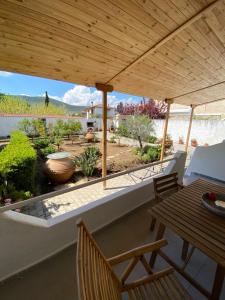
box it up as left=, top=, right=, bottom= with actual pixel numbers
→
left=105, top=0, right=222, bottom=84
left=185, top=105, right=195, bottom=152
left=96, top=83, right=113, bottom=93
left=95, top=83, right=113, bottom=188
left=160, top=99, right=173, bottom=162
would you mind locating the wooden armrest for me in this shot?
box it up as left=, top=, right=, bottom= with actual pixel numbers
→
left=107, top=239, right=167, bottom=265
left=121, top=267, right=174, bottom=291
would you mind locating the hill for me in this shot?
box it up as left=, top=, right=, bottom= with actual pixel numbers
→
left=12, top=95, right=87, bottom=115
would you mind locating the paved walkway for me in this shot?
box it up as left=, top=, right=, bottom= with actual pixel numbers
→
left=23, top=163, right=166, bottom=219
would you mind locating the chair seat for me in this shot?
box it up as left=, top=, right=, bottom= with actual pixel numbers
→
left=127, top=271, right=191, bottom=300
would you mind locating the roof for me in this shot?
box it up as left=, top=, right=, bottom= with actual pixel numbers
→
left=0, top=0, right=225, bottom=106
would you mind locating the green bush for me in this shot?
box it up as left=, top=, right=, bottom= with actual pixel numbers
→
left=136, top=145, right=161, bottom=163
left=53, top=119, right=82, bottom=139
left=75, top=147, right=101, bottom=177
left=148, top=135, right=157, bottom=144
left=40, top=145, right=56, bottom=158
left=33, top=138, right=51, bottom=149
left=0, top=131, right=37, bottom=192
left=116, top=123, right=130, bottom=138
left=109, top=135, right=116, bottom=143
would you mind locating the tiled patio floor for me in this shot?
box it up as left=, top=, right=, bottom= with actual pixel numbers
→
left=23, top=164, right=165, bottom=219
left=1, top=202, right=224, bottom=300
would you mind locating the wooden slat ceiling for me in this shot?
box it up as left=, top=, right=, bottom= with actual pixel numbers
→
left=0, top=0, right=225, bottom=106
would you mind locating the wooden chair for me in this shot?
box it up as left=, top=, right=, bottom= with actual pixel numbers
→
left=150, top=172, right=183, bottom=232
left=150, top=172, right=191, bottom=262
left=77, top=220, right=191, bottom=300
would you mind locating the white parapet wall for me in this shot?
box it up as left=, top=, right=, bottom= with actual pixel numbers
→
left=0, top=179, right=154, bottom=281
left=186, top=141, right=225, bottom=182
left=0, top=151, right=186, bottom=281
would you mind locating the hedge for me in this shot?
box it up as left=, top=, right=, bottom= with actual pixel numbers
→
left=0, top=131, right=37, bottom=192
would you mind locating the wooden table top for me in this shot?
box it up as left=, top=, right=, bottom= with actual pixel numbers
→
left=150, top=179, right=225, bottom=267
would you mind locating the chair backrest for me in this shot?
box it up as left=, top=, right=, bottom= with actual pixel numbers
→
left=77, top=220, right=122, bottom=300
left=153, top=172, right=179, bottom=197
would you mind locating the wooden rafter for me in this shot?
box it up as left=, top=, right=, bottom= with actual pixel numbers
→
left=105, top=0, right=222, bottom=85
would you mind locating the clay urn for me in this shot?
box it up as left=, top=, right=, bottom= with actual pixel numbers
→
left=46, top=152, right=74, bottom=183
left=85, top=131, right=94, bottom=142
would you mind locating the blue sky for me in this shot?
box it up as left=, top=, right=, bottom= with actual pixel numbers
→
left=0, top=71, right=142, bottom=107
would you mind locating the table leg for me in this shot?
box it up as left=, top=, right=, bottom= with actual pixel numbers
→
left=181, top=239, right=189, bottom=261
left=210, top=264, right=225, bottom=300
left=149, top=222, right=165, bottom=268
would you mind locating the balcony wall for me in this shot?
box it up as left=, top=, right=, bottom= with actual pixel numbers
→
left=0, top=178, right=154, bottom=281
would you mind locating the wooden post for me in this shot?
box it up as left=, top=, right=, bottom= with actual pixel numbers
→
left=160, top=99, right=173, bottom=162
left=95, top=83, right=113, bottom=188
left=185, top=105, right=195, bottom=152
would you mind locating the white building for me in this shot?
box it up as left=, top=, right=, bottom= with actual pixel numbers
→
left=86, top=104, right=115, bottom=119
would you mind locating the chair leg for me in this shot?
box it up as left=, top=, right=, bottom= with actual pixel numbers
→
left=182, top=246, right=196, bottom=270
left=150, top=217, right=156, bottom=231
left=181, top=239, right=189, bottom=260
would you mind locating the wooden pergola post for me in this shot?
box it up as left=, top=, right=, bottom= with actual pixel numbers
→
left=96, top=83, right=113, bottom=188
left=185, top=105, right=195, bottom=152
left=160, top=99, right=173, bottom=162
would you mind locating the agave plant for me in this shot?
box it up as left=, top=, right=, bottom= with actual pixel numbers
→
left=75, top=147, right=101, bottom=177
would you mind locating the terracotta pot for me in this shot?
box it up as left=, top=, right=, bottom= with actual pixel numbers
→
left=191, top=139, right=198, bottom=147
left=85, top=132, right=94, bottom=142
left=46, top=152, right=74, bottom=183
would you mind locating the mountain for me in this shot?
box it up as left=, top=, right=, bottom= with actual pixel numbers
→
left=12, top=95, right=87, bottom=114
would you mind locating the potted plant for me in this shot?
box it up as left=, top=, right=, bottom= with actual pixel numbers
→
left=85, top=128, right=94, bottom=143
left=191, top=138, right=198, bottom=147
left=178, top=136, right=184, bottom=144
left=159, top=134, right=173, bottom=149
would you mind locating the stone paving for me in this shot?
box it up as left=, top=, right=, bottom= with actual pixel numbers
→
left=22, top=143, right=194, bottom=220
left=22, top=163, right=167, bottom=220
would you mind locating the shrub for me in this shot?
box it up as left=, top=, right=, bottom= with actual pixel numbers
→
left=54, top=136, right=63, bottom=150
left=135, top=145, right=161, bottom=163
left=53, top=119, right=82, bottom=139
left=19, top=118, right=46, bottom=138
left=109, top=135, right=116, bottom=143
left=0, top=131, right=37, bottom=192
left=33, top=138, right=51, bottom=149
left=148, top=135, right=157, bottom=144
left=40, top=145, right=56, bottom=158
left=116, top=123, right=130, bottom=138
left=75, top=147, right=101, bottom=177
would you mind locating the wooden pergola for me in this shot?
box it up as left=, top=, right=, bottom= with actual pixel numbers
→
left=0, top=0, right=225, bottom=184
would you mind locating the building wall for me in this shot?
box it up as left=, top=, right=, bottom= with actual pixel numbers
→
left=154, top=119, right=225, bottom=145
left=114, top=116, right=225, bottom=146
left=0, top=115, right=113, bottom=137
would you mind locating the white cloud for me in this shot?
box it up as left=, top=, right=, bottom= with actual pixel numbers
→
left=62, top=85, right=101, bottom=106
left=0, top=71, right=13, bottom=77
left=20, top=93, right=31, bottom=97
left=61, top=85, right=138, bottom=107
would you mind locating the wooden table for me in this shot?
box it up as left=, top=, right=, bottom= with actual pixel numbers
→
left=149, top=179, right=225, bottom=300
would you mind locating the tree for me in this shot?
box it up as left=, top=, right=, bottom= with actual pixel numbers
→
left=116, top=98, right=167, bottom=119
left=125, top=115, right=155, bottom=149
left=19, top=118, right=46, bottom=140
left=63, top=120, right=82, bottom=139
left=52, top=119, right=82, bottom=140
left=45, top=91, right=49, bottom=107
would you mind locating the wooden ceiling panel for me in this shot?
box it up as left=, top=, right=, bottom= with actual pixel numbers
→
left=0, top=0, right=225, bottom=106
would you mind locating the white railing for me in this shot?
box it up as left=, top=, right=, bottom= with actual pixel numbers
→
left=0, top=157, right=174, bottom=214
